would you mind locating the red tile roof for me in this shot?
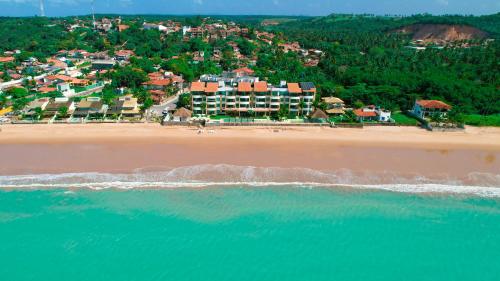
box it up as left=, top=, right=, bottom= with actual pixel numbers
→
left=144, top=79, right=171, bottom=87
left=47, top=74, right=73, bottom=82
left=287, top=83, right=302, bottom=94
left=233, top=67, right=254, bottom=75
left=353, top=109, right=377, bottom=117
left=115, top=50, right=134, bottom=57
left=0, top=57, right=15, bottom=63
left=190, top=81, right=205, bottom=92
left=38, top=87, right=56, bottom=93
left=254, top=81, right=268, bottom=92
left=417, top=100, right=452, bottom=110
left=238, top=82, right=253, bottom=92
left=205, top=82, right=219, bottom=93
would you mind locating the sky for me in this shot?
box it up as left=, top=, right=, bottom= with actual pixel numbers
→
left=0, top=0, right=498, bottom=17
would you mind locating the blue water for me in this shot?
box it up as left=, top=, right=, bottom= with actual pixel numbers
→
left=1, top=187, right=500, bottom=281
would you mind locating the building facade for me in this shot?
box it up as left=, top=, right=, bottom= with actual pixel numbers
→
left=412, top=100, right=452, bottom=119
left=190, top=78, right=316, bottom=116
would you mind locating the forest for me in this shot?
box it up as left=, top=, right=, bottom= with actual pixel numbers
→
left=263, top=13, right=500, bottom=115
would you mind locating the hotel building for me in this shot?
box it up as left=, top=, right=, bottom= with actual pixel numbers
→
left=190, top=77, right=316, bottom=116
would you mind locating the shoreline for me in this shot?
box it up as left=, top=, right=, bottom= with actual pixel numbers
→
left=0, top=124, right=498, bottom=186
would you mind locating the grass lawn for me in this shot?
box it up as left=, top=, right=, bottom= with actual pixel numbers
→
left=392, top=112, right=418, bottom=126
left=463, top=114, right=500, bottom=127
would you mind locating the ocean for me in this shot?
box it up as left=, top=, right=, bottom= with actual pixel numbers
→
left=1, top=184, right=500, bottom=281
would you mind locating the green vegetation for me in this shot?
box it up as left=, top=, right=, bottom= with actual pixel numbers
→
left=0, top=13, right=498, bottom=126
left=264, top=13, right=499, bottom=115
left=392, top=112, right=418, bottom=126
left=463, top=114, right=500, bottom=127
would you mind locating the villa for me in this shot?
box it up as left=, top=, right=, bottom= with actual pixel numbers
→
left=353, top=105, right=392, bottom=122
left=190, top=77, right=315, bottom=116
left=322, top=97, right=345, bottom=115
left=43, top=98, right=76, bottom=118
left=412, top=100, right=452, bottom=119
left=106, top=95, right=141, bottom=118
left=73, top=97, right=108, bottom=118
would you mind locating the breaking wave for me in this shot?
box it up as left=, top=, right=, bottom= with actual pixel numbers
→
left=0, top=164, right=499, bottom=197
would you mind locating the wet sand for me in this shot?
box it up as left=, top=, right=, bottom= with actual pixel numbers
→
left=0, top=124, right=498, bottom=184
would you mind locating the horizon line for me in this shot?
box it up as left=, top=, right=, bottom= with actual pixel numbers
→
left=0, top=12, right=498, bottom=19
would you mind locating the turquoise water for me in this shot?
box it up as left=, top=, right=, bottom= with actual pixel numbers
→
left=1, top=187, right=500, bottom=281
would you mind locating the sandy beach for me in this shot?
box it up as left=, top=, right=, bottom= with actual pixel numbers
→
left=0, top=124, right=499, bottom=185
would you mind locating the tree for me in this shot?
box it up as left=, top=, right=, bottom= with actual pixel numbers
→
left=33, top=107, right=43, bottom=120
left=176, top=93, right=192, bottom=109
left=140, top=97, right=153, bottom=113
left=111, top=66, right=148, bottom=88
left=278, top=106, right=289, bottom=120
left=57, top=106, right=69, bottom=119
left=12, top=98, right=29, bottom=111
left=353, top=100, right=365, bottom=109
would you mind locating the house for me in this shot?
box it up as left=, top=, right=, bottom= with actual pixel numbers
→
left=149, top=90, right=166, bottom=104
left=322, top=97, right=345, bottom=115
left=118, top=24, right=129, bottom=32
left=310, top=109, right=329, bottom=121
left=0, top=57, right=15, bottom=63
left=353, top=105, right=392, bottom=122
left=143, top=79, right=172, bottom=90
left=73, top=98, right=107, bottom=118
left=43, top=98, right=75, bottom=117
left=115, top=50, right=135, bottom=61
left=24, top=98, right=50, bottom=117
left=120, top=95, right=141, bottom=118
left=47, top=58, right=68, bottom=69
left=412, top=100, right=452, bottom=119
left=37, top=86, right=57, bottom=94
left=172, top=107, right=192, bottom=122
left=91, top=60, right=116, bottom=70
left=57, top=83, right=75, bottom=97
left=233, top=67, right=254, bottom=77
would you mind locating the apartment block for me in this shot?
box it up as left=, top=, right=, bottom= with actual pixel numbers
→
left=190, top=77, right=316, bottom=116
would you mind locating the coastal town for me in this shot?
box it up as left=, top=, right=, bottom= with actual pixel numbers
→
left=0, top=15, right=491, bottom=130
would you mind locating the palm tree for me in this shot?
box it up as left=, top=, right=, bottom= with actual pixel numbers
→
left=33, top=107, right=44, bottom=121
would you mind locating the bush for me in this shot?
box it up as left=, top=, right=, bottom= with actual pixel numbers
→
left=463, top=115, right=500, bottom=127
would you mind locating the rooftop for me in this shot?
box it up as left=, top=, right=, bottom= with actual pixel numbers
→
left=287, top=83, right=302, bottom=94
left=417, top=100, right=452, bottom=110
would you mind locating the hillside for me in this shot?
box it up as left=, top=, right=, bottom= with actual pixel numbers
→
left=397, top=24, right=489, bottom=42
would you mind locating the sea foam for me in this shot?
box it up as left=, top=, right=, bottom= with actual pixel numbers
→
left=0, top=164, right=499, bottom=197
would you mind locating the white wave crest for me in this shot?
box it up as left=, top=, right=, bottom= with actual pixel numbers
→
left=0, top=164, right=499, bottom=197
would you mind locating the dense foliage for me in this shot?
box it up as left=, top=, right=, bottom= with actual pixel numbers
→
left=265, top=13, right=500, bottom=114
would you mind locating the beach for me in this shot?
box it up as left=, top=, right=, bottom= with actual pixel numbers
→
left=0, top=124, right=498, bottom=186
left=1, top=125, right=500, bottom=281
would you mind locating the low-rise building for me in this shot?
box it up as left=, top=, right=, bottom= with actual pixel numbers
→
left=73, top=98, right=107, bottom=118
left=322, top=97, right=345, bottom=115
left=91, top=60, right=116, bottom=70
left=43, top=98, right=75, bottom=118
left=172, top=107, right=192, bottom=122
left=412, top=100, right=452, bottom=119
left=353, top=105, right=392, bottom=122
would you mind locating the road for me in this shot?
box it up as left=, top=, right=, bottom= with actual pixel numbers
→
left=150, top=93, right=180, bottom=117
